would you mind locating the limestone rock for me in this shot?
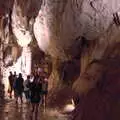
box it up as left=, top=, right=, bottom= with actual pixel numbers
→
left=0, top=1, right=120, bottom=119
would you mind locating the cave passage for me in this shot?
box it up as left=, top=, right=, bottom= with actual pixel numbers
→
left=1, top=0, right=120, bottom=120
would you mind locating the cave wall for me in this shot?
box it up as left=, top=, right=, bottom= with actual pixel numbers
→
left=34, top=0, right=120, bottom=58
left=4, top=0, right=119, bottom=87
left=33, top=0, right=120, bottom=97
left=0, top=1, right=120, bottom=67
left=0, top=0, right=120, bottom=116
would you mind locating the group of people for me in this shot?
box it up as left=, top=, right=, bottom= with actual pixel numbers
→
left=8, top=70, right=48, bottom=118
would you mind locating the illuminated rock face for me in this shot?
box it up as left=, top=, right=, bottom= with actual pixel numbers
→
left=33, top=0, right=120, bottom=59
left=9, top=0, right=120, bottom=70
left=0, top=1, right=119, bottom=58
left=12, top=0, right=32, bottom=47
left=32, top=0, right=120, bottom=91
left=11, top=0, right=33, bottom=77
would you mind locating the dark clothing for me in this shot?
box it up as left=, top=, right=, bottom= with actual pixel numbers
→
left=29, top=82, right=42, bottom=103
left=24, top=91, right=30, bottom=100
left=13, top=74, right=17, bottom=83
left=8, top=75, right=14, bottom=87
left=8, top=74, right=14, bottom=97
left=14, top=77, right=24, bottom=96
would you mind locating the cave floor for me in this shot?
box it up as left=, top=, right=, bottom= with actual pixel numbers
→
left=0, top=98, right=68, bottom=120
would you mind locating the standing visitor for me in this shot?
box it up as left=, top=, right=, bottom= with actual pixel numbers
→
left=29, top=73, right=42, bottom=120
left=8, top=71, right=14, bottom=98
left=24, top=75, right=30, bottom=102
left=13, top=71, right=17, bottom=80
left=42, top=72, right=48, bottom=111
left=13, top=71, right=17, bottom=98
left=14, top=73, right=24, bottom=103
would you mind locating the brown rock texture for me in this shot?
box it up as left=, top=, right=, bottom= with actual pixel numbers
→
left=0, top=0, right=120, bottom=119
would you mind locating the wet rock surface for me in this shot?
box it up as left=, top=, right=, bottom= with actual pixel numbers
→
left=0, top=99, right=68, bottom=120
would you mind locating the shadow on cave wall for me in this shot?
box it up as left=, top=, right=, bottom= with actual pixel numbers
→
left=47, top=36, right=98, bottom=109
left=59, top=36, right=92, bottom=86
left=47, top=36, right=90, bottom=108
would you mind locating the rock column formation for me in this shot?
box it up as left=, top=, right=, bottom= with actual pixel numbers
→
left=11, top=0, right=32, bottom=76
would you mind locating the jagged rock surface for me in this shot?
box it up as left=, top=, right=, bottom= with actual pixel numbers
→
left=0, top=0, right=120, bottom=119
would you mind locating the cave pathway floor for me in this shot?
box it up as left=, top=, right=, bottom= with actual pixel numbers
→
left=0, top=98, right=68, bottom=120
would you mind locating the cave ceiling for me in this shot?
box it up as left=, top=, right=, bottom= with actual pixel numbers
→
left=0, top=0, right=120, bottom=64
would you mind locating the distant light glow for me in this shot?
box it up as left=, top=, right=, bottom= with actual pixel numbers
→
left=3, top=47, right=31, bottom=95
left=64, top=104, right=75, bottom=112
left=64, top=99, right=75, bottom=112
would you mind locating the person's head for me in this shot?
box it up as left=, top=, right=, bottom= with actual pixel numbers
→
left=14, top=71, right=16, bottom=75
left=44, top=78, right=48, bottom=82
left=9, top=71, right=12, bottom=75
left=38, top=67, right=43, bottom=73
left=27, top=75, right=30, bottom=79
left=19, top=73, right=22, bottom=78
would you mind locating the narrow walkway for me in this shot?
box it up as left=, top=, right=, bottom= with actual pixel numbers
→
left=0, top=99, right=68, bottom=120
